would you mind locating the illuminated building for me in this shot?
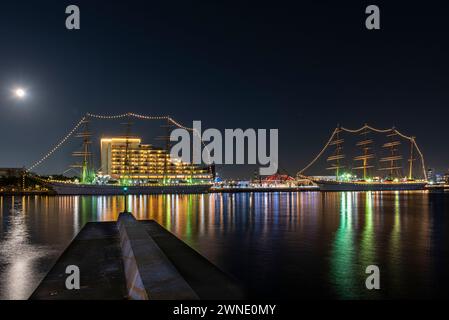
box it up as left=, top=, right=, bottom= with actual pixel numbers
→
left=427, top=168, right=435, bottom=184
left=100, top=137, right=212, bottom=183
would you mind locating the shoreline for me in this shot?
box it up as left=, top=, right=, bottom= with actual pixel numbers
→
left=1, top=185, right=448, bottom=196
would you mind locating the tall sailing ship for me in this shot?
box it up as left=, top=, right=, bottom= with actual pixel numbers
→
left=46, top=119, right=213, bottom=195
left=314, top=125, right=427, bottom=191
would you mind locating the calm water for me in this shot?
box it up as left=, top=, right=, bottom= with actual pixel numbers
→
left=0, top=191, right=448, bottom=300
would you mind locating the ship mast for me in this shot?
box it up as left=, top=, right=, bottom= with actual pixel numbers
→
left=353, top=127, right=374, bottom=180
left=408, top=137, right=415, bottom=180
left=379, top=129, right=403, bottom=179
left=326, top=128, right=345, bottom=180
left=72, top=119, right=93, bottom=183
left=121, top=120, right=133, bottom=185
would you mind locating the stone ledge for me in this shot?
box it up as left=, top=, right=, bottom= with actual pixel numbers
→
left=117, top=212, right=198, bottom=300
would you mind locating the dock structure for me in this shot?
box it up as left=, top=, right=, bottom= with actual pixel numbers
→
left=30, top=213, right=243, bottom=300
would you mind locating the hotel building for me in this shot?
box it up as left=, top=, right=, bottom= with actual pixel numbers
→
left=100, top=137, right=213, bottom=184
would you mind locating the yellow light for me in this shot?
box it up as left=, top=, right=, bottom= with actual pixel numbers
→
left=101, top=138, right=141, bottom=143
left=14, top=88, right=26, bottom=98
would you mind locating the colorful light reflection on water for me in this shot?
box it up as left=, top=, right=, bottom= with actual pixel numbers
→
left=0, top=191, right=448, bottom=299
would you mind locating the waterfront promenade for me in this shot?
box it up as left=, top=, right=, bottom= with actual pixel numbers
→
left=2, top=184, right=449, bottom=196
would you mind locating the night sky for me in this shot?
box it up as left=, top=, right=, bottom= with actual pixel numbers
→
left=0, top=0, right=448, bottom=178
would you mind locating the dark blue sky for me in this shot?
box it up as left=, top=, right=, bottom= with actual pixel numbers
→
left=0, top=0, right=448, bottom=178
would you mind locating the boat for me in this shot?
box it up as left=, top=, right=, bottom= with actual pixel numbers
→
left=314, top=179, right=426, bottom=191
left=312, top=125, right=427, bottom=191
left=45, top=118, right=214, bottom=195
left=46, top=181, right=212, bottom=195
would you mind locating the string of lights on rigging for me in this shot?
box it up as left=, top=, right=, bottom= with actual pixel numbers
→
left=27, top=112, right=202, bottom=172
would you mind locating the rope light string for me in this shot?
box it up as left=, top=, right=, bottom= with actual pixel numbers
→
left=27, top=116, right=87, bottom=172
left=86, top=113, right=129, bottom=119
left=167, top=117, right=212, bottom=163
left=411, top=138, right=427, bottom=180
left=299, top=124, right=427, bottom=180
left=339, top=124, right=392, bottom=134
left=299, top=128, right=338, bottom=175
left=167, top=117, right=194, bottom=131
left=128, top=112, right=170, bottom=121
left=86, top=112, right=193, bottom=129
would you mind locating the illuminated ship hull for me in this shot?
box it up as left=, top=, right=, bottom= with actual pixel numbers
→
left=47, top=181, right=213, bottom=195
left=315, top=180, right=426, bottom=191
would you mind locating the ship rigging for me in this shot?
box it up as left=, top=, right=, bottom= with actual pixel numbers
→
left=299, top=124, right=427, bottom=191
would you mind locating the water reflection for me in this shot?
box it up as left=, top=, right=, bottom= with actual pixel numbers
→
left=0, top=197, right=56, bottom=300
left=388, top=192, right=401, bottom=295
left=330, top=192, right=357, bottom=299
left=0, top=191, right=445, bottom=299
left=358, top=192, right=378, bottom=299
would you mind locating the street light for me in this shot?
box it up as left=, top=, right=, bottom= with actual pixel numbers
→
left=123, top=187, right=129, bottom=213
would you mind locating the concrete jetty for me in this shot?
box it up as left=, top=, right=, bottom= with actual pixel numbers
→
left=30, top=213, right=244, bottom=300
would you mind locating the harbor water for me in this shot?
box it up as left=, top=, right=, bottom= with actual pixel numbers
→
left=0, top=191, right=448, bottom=300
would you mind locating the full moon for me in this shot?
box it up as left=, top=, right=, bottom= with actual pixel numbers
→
left=14, top=88, right=26, bottom=98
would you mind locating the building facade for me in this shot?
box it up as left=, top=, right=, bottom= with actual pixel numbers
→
left=100, top=137, right=212, bottom=184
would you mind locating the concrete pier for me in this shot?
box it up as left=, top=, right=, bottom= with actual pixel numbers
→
left=118, top=213, right=198, bottom=300
left=30, top=213, right=243, bottom=300
left=29, top=222, right=127, bottom=300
